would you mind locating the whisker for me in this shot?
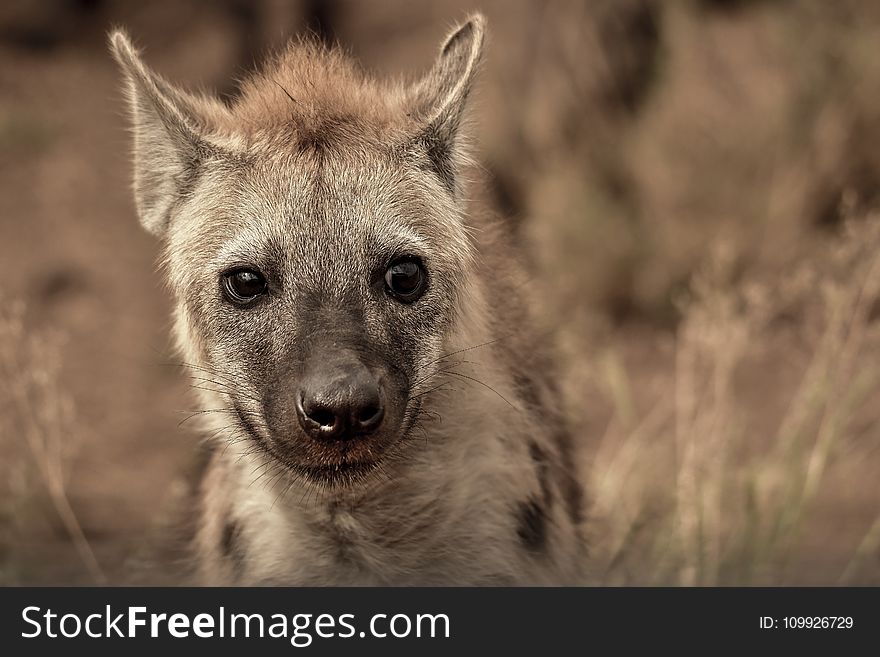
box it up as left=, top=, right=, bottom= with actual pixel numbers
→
left=165, top=360, right=245, bottom=390
left=425, top=338, right=504, bottom=367
left=175, top=408, right=245, bottom=428
left=443, top=370, right=519, bottom=410
left=185, top=376, right=263, bottom=403
left=407, top=381, right=454, bottom=402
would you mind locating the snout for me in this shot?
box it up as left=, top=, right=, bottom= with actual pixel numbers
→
left=260, top=341, right=410, bottom=483
left=295, top=358, right=385, bottom=441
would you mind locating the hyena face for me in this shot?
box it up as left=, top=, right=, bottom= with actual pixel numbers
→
left=111, top=18, right=484, bottom=485
left=166, top=146, right=473, bottom=484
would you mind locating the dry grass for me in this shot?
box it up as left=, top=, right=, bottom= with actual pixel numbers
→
left=0, top=301, right=105, bottom=584
left=583, top=214, right=880, bottom=585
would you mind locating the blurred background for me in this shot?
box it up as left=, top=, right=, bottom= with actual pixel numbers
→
left=2, top=0, right=880, bottom=585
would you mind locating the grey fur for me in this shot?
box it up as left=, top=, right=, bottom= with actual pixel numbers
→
left=110, top=14, right=586, bottom=585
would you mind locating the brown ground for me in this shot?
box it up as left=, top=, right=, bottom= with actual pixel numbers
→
left=1, top=0, right=879, bottom=585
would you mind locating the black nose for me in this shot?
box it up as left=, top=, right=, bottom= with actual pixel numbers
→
left=296, top=367, right=384, bottom=441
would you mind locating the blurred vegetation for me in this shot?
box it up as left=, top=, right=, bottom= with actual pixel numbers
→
left=584, top=216, right=880, bottom=584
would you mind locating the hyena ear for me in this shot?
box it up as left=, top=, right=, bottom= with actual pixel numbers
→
left=409, top=14, right=485, bottom=193
left=109, top=30, right=225, bottom=235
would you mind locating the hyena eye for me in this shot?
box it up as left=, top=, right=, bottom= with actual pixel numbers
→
left=221, top=268, right=268, bottom=306
left=384, top=257, right=427, bottom=303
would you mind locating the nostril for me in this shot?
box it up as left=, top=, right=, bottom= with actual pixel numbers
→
left=308, top=406, right=337, bottom=429
left=359, top=403, right=379, bottom=422
left=356, top=402, right=384, bottom=431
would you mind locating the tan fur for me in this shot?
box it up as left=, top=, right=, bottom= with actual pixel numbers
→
left=111, top=15, right=586, bottom=586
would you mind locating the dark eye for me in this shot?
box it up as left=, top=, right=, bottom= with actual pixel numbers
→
left=222, top=269, right=268, bottom=306
left=384, top=258, right=427, bottom=303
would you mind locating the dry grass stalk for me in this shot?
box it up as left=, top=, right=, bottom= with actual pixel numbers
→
left=0, top=300, right=105, bottom=584
left=589, top=215, right=880, bottom=585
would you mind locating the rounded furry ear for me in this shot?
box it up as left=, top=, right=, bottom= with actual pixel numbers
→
left=109, top=30, right=225, bottom=235
left=410, top=14, right=486, bottom=193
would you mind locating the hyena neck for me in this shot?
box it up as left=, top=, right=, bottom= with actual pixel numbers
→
left=217, top=384, right=532, bottom=585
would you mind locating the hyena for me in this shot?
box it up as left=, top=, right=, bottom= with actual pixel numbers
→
left=111, top=14, right=585, bottom=585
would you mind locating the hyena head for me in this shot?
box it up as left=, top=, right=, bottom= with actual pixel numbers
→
left=111, top=17, right=485, bottom=487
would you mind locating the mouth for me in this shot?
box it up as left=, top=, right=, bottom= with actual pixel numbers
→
left=296, top=459, right=383, bottom=486
left=280, top=407, right=427, bottom=488
left=252, top=430, right=390, bottom=488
